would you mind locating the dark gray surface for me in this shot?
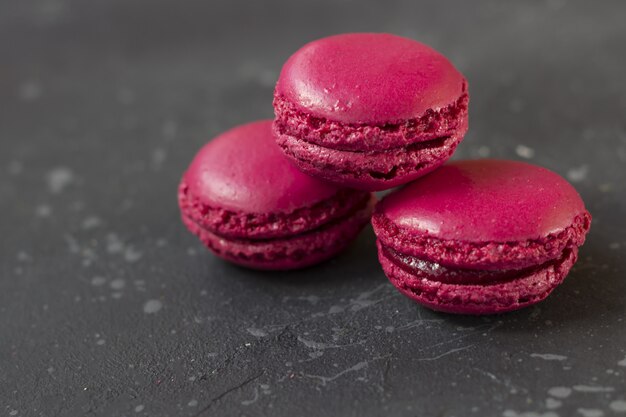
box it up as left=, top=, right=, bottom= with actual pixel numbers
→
left=1, top=1, right=625, bottom=416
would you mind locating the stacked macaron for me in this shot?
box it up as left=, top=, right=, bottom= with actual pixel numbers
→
left=178, top=33, right=591, bottom=314
left=273, top=33, right=468, bottom=191
left=179, top=120, right=375, bottom=270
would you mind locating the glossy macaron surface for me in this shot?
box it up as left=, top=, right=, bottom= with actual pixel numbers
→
left=378, top=159, right=588, bottom=242
left=276, top=33, right=466, bottom=124
left=182, top=120, right=339, bottom=214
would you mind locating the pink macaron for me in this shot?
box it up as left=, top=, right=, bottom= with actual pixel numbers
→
left=372, top=160, right=592, bottom=314
left=273, top=33, right=469, bottom=191
left=178, top=120, right=375, bottom=270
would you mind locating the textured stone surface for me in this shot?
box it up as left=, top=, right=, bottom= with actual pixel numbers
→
left=1, top=1, right=625, bottom=416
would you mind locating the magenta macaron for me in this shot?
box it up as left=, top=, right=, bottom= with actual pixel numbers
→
left=372, top=160, right=592, bottom=314
left=178, top=120, right=375, bottom=270
left=273, top=33, right=469, bottom=191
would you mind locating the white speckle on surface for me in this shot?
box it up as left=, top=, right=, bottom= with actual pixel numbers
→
left=515, top=145, right=535, bottom=159
left=577, top=409, right=604, bottom=417
left=134, top=404, right=144, bottom=412
left=187, top=247, right=197, bottom=256
left=117, top=88, right=135, bottom=105
left=566, top=165, right=589, bottom=183
left=503, top=410, right=559, bottom=417
left=509, top=98, right=525, bottom=113
left=151, top=147, right=167, bottom=167
left=35, top=204, right=52, bottom=217
left=328, top=305, right=344, bottom=314
left=82, top=216, right=102, bottom=230
left=187, top=399, right=198, bottom=407
left=303, top=361, right=368, bottom=386
left=246, top=328, right=268, bottom=338
left=610, top=400, right=626, bottom=412
left=19, top=81, right=41, bottom=101
left=17, top=251, right=30, bottom=262
left=91, top=276, right=107, bottom=286
left=299, top=295, right=320, bottom=305
left=258, top=69, right=277, bottom=87
left=477, top=146, right=491, bottom=157
left=609, top=242, right=621, bottom=250
left=618, top=356, right=626, bottom=367
left=241, top=387, right=259, bottom=406
left=598, top=183, right=613, bottom=193
left=124, top=247, right=142, bottom=263
left=107, top=234, right=123, bottom=253
left=572, top=385, right=614, bottom=393
left=46, top=167, right=74, bottom=193
left=96, top=339, right=105, bottom=346
left=109, top=279, right=126, bottom=290
left=548, top=387, right=572, bottom=398
left=418, top=345, right=474, bottom=361
left=8, top=160, right=23, bottom=175
left=162, top=119, right=177, bottom=139
left=143, top=299, right=163, bottom=314
left=309, top=351, right=324, bottom=360
left=349, top=284, right=388, bottom=311
left=530, top=353, right=567, bottom=361
left=546, top=398, right=562, bottom=409
left=297, top=336, right=340, bottom=350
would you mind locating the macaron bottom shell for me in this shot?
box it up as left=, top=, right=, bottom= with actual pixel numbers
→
left=274, top=124, right=466, bottom=192
left=182, top=195, right=376, bottom=270
left=377, top=240, right=578, bottom=315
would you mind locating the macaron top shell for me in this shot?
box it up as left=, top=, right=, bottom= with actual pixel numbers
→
left=183, top=120, right=340, bottom=213
left=275, top=33, right=466, bottom=124
left=379, top=160, right=588, bottom=242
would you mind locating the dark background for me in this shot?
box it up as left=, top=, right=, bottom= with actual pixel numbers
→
left=1, top=1, right=625, bottom=416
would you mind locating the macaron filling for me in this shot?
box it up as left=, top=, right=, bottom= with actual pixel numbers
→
left=179, top=183, right=371, bottom=240
left=181, top=192, right=376, bottom=269
left=372, top=211, right=591, bottom=271
left=275, top=130, right=462, bottom=183
left=378, top=240, right=578, bottom=312
left=380, top=244, right=575, bottom=286
left=273, top=90, right=468, bottom=152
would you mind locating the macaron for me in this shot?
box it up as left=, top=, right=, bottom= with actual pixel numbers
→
left=372, top=160, right=592, bottom=314
left=178, top=120, right=375, bottom=270
left=273, top=33, right=469, bottom=191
